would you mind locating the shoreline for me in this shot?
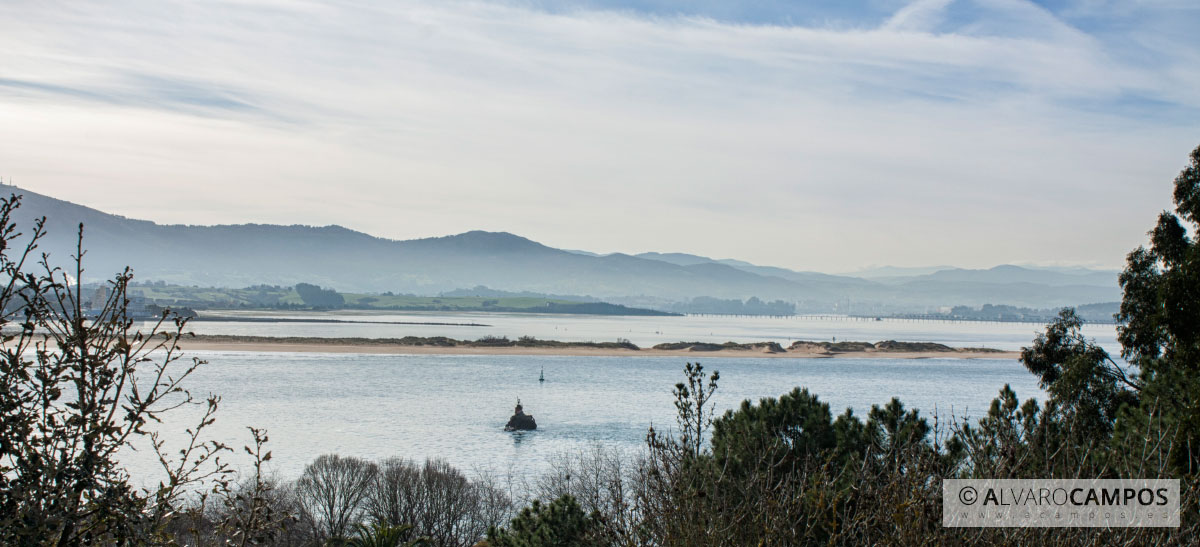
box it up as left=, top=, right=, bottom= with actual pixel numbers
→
left=175, top=335, right=1018, bottom=359
left=189, top=317, right=490, bottom=327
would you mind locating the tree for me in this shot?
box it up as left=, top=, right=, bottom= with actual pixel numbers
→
left=1020, top=308, right=1138, bottom=439
left=711, top=387, right=838, bottom=472
left=295, top=454, right=378, bottom=542
left=1015, top=144, right=1200, bottom=475
left=865, top=397, right=930, bottom=459
left=0, top=194, right=230, bottom=545
left=368, top=457, right=509, bottom=547
left=1116, top=143, right=1200, bottom=473
left=486, top=495, right=604, bottom=547
left=294, top=282, right=345, bottom=309
left=705, top=388, right=859, bottom=544
left=340, top=523, right=429, bottom=547
left=211, top=428, right=298, bottom=546
left=671, top=362, right=718, bottom=459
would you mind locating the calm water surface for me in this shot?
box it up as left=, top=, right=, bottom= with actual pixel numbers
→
left=176, top=310, right=1120, bottom=353
left=127, top=349, right=1048, bottom=488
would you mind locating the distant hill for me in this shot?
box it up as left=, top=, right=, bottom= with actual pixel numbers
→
left=872, top=265, right=1118, bottom=288
left=634, top=252, right=713, bottom=267
left=1, top=185, right=1121, bottom=312
left=630, top=251, right=1119, bottom=309
left=636, top=252, right=880, bottom=291
left=842, top=265, right=956, bottom=278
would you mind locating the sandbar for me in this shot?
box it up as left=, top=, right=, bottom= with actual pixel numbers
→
left=177, top=336, right=1018, bottom=359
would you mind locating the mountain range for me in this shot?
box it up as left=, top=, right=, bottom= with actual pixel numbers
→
left=2, top=185, right=1120, bottom=313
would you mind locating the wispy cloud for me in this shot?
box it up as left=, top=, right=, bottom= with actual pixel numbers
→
left=882, top=0, right=955, bottom=32
left=0, top=73, right=264, bottom=117
left=0, top=0, right=1196, bottom=271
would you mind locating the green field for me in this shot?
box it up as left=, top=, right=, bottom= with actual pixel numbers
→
left=125, top=283, right=676, bottom=316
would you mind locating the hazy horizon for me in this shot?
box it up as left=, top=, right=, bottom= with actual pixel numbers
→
left=3, top=0, right=1198, bottom=272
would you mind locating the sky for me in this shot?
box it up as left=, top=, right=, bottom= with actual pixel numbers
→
left=1, top=0, right=1198, bottom=273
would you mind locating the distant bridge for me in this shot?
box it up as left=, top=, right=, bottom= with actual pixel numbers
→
left=683, top=313, right=1118, bottom=325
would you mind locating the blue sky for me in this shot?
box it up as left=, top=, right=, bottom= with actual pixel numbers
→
left=1, top=0, right=1197, bottom=272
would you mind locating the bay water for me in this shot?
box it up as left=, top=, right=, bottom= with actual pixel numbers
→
left=121, top=312, right=1118, bottom=488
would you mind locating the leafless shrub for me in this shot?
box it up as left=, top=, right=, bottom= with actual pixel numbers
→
left=294, top=454, right=379, bottom=542
left=367, top=457, right=513, bottom=547
left=533, top=444, right=641, bottom=545
left=0, top=195, right=233, bottom=545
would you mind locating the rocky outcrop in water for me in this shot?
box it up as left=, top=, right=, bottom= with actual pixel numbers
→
left=504, top=400, right=537, bottom=431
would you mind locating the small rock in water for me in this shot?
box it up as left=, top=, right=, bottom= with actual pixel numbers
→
left=504, top=399, right=537, bottom=431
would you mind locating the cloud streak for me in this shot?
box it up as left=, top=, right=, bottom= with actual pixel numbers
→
left=0, top=0, right=1196, bottom=272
